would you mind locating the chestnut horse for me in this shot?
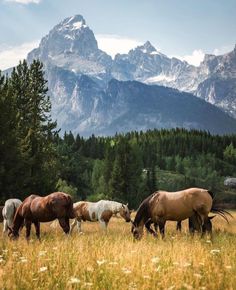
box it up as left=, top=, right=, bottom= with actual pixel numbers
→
left=9, top=192, right=74, bottom=240
left=131, top=188, right=214, bottom=240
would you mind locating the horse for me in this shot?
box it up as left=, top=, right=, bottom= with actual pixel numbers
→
left=70, top=200, right=131, bottom=233
left=131, top=188, right=215, bottom=240
left=2, top=199, right=22, bottom=234
left=8, top=192, right=74, bottom=240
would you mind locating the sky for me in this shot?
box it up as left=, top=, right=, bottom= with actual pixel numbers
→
left=0, top=0, right=235, bottom=70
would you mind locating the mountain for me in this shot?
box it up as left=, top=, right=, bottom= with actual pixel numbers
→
left=28, top=15, right=112, bottom=82
left=112, top=43, right=236, bottom=118
left=112, top=41, right=202, bottom=92
left=35, top=64, right=236, bottom=136
left=195, top=47, right=236, bottom=117
left=23, top=15, right=236, bottom=136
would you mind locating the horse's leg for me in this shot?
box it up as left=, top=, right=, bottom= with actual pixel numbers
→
left=76, top=219, right=82, bottom=232
left=145, top=221, right=158, bottom=237
left=25, top=220, right=32, bottom=241
left=58, top=218, right=70, bottom=234
left=159, top=221, right=166, bottom=239
left=69, top=219, right=77, bottom=234
left=188, top=217, right=195, bottom=235
left=3, top=219, right=8, bottom=234
left=34, top=222, right=40, bottom=240
left=99, top=219, right=108, bottom=231
left=176, top=221, right=182, bottom=232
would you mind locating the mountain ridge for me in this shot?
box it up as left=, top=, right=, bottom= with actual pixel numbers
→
left=10, top=14, right=236, bottom=136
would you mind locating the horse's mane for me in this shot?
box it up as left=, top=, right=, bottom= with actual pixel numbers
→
left=134, top=192, right=157, bottom=226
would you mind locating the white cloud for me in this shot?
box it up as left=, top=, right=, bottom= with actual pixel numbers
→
left=5, top=0, right=41, bottom=4
left=0, top=40, right=39, bottom=70
left=96, top=34, right=142, bottom=58
left=173, top=45, right=234, bottom=67
left=173, top=49, right=205, bottom=67
left=212, top=45, right=233, bottom=56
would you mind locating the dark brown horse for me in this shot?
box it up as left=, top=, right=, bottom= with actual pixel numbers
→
left=131, top=188, right=214, bottom=240
left=8, top=192, right=74, bottom=240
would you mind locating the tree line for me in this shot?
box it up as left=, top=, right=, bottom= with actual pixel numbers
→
left=1, top=60, right=236, bottom=208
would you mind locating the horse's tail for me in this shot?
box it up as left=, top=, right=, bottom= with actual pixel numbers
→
left=66, top=195, right=75, bottom=219
left=207, top=190, right=233, bottom=223
left=210, top=206, right=233, bottom=223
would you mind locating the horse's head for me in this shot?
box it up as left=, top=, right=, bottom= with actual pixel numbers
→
left=203, top=215, right=215, bottom=233
left=119, top=203, right=131, bottom=222
left=131, top=221, right=143, bottom=240
left=7, top=226, right=19, bottom=240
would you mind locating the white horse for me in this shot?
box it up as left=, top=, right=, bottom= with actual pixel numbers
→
left=2, top=199, right=22, bottom=234
left=70, top=200, right=131, bottom=233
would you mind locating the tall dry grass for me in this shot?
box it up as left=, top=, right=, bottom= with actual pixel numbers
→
left=0, top=212, right=235, bottom=290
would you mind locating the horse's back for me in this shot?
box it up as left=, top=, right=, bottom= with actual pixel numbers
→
left=150, top=188, right=213, bottom=221
left=3, top=198, right=22, bottom=218
left=33, top=192, right=74, bottom=220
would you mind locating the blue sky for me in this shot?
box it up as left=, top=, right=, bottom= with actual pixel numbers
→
left=0, top=0, right=235, bottom=69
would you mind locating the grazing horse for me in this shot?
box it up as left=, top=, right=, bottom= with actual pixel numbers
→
left=8, top=192, right=74, bottom=240
left=131, top=188, right=214, bottom=240
left=2, top=199, right=22, bottom=234
left=70, top=200, right=131, bottom=233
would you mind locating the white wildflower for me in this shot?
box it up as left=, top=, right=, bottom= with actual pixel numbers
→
left=109, top=261, right=118, bottom=265
left=39, top=250, right=47, bottom=256
left=122, top=267, right=132, bottom=274
left=84, top=282, right=93, bottom=287
left=39, top=266, right=48, bottom=272
left=96, top=259, right=106, bottom=266
left=68, top=277, right=80, bottom=284
left=183, top=262, right=191, bottom=267
left=210, top=249, right=220, bottom=254
left=151, top=256, right=160, bottom=263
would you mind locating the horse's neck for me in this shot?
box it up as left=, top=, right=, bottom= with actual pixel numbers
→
left=12, top=209, right=24, bottom=234
left=134, top=201, right=150, bottom=228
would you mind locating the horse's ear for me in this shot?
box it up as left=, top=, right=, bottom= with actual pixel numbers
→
left=126, top=203, right=128, bottom=207
left=122, top=204, right=125, bottom=208
left=209, top=215, right=216, bottom=220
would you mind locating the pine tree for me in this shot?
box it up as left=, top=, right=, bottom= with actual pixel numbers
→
left=10, top=60, right=57, bottom=194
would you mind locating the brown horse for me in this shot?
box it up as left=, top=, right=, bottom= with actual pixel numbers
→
left=131, top=188, right=214, bottom=240
left=8, top=192, right=74, bottom=240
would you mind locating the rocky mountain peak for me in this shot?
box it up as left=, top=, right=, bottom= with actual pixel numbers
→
left=135, top=41, right=159, bottom=54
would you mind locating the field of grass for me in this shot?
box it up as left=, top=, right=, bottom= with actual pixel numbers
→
left=0, top=212, right=236, bottom=290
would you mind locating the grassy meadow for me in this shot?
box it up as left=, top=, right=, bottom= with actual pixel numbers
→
left=0, top=212, right=236, bottom=290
